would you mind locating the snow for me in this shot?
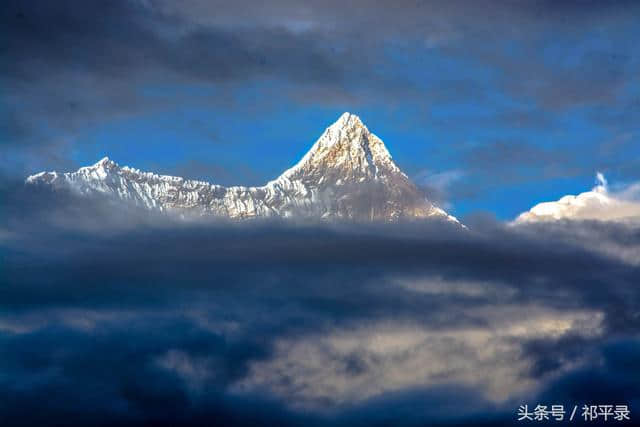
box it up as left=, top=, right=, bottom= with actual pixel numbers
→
left=25, top=113, right=459, bottom=224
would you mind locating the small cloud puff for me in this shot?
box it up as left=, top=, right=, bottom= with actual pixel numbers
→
left=514, top=174, right=640, bottom=224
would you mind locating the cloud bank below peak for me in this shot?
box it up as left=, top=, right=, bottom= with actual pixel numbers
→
left=3, top=172, right=640, bottom=426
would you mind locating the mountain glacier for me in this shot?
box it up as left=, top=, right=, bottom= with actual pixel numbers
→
left=26, top=112, right=460, bottom=224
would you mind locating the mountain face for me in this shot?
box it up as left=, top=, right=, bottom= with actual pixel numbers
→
left=27, top=113, right=460, bottom=224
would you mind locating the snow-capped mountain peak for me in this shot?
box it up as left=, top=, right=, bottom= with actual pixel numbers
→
left=280, top=112, right=399, bottom=184
left=78, top=156, right=118, bottom=177
left=92, top=156, right=116, bottom=168
left=26, top=113, right=461, bottom=224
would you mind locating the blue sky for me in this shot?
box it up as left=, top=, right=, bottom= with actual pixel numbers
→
left=3, top=0, right=640, bottom=219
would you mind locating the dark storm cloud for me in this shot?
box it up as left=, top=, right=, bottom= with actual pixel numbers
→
left=2, top=0, right=343, bottom=84
left=534, top=337, right=640, bottom=411
left=1, top=0, right=352, bottom=156
left=3, top=0, right=640, bottom=151
left=2, top=182, right=640, bottom=425
left=3, top=181, right=637, bottom=318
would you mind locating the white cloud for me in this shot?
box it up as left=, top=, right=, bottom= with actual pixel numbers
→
left=232, top=305, right=603, bottom=409
left=514, top=174, right=640, bottom=224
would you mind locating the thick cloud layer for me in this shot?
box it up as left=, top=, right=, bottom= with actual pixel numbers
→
left=2, top=183, right=640, bottom=425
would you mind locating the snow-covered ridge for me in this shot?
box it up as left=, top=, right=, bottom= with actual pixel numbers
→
left=26, top=112, right=460, bottom=224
